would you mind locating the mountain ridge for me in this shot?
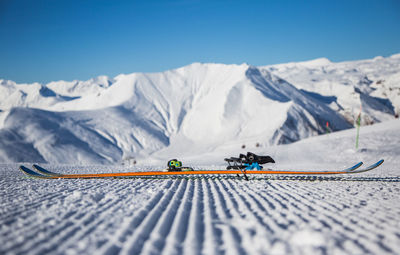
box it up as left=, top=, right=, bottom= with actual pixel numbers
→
left=0, top=55, right=398, bottom=164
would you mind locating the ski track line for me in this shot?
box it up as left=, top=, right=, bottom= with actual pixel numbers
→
left=226, top=179, right=287, bottom=252
left=269, top=181, right=371, bottom=254
left=0, top=180, right=103, bottom=225
left=207, top=178, right=247, bottom=255
left=200, top=179, right=224, bottom=255
left=0, top=179, right=79, bottom=219
left=1, top=191, right=88, bottom=251
left=236, top=181, right=299, bottom=253
left=284, top=181, right=400, bottom=252
left=98, top=179, right=177, bottom=255
left=182, top=179, right=205, bottom=255
left=0, top=192, right=63, bottom=226
left=96, top=179, right=173, bottom=254
left=252, top=181, right=362, bottom=254
left=4, top=180, right=125, bottom=254
left=242, top=181, right=315, bottom=254
left=67, top=178, right=166, bottom=253
left=245, top=182, right=301, bottom=251
left=120, top=179, right=183, bottom=255
left=220, top=179, right=275, bottom=253
left=1, top=179, right=158, bottom=255
left=140, top=179, right=190, bottom=254
left=270, top=181, right=400, bottom=254
left=0, top=181, right=106, bottom=247
left=161, top=178, right=195, bottom=254
left=236, top=185, right=277, bottom=234
left=51, top=179, right=156, bottom=253
left=104, top=180, right=173, bottom=251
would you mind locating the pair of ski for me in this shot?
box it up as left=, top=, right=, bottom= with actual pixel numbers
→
left=19, top=160, right=384, bottom=179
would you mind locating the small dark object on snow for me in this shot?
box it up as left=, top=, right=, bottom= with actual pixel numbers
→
left=166, top=159, right=193, bottom=172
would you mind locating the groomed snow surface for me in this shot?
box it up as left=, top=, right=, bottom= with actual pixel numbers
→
left=1, top=120, right=400, bottom=255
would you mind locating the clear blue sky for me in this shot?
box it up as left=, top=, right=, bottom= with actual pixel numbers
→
left=1, top=0, right=399, bottom=84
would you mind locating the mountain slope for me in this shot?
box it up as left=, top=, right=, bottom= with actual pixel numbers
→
left=264, top=54, right=400, bottom=124
left=0, top=55, right=398, bottom=164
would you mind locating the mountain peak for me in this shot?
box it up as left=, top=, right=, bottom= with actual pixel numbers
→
left=0, top=55, right=399, bottom=164
left=298, top=57, right=332, bottom=67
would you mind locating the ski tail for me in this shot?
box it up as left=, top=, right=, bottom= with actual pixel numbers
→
left=20, top=166, right=49, bottom=178
left=32, top=164, right=61, bottom=176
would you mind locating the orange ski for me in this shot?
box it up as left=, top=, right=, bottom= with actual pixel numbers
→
left=17, top=161, right=385, bottom=179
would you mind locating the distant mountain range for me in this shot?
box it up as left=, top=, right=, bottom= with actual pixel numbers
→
left=1, top=54, right=399, bottom=164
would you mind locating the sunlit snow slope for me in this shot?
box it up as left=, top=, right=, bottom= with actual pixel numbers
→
left=0, top=54, right=399, bottom=164
left=1, top=119, right=399, bottom=255
left=264, top=54, right=400, bottom=124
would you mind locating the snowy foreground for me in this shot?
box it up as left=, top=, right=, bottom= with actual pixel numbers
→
left=1, top=120, right=400, bottom=255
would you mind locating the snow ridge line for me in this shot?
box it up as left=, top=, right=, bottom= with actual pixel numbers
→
left=220, top=179, right=275, bottom=253
left=3, top=184, right=98, bottom=253
left=22, top=180, right=154, bottom=254
left=0, top=179, right=104, bottom=224
left=139, top=179, right=189, bottom=254
left=99, top=179, right=175, bottom=254
left=201, top=179, right=223, bottom=254
left=162, top=178, right=195, bottom=254
left=0, top=180, right=108, bottom=252
left=119, top=180, right=183, bottom=254
left=267, top=181, right=396, bottom=254
left=51, top=179, right=156, bottom=253
left=208, top=178, right=246, bottom=254
left=182, top=179, right=205, bottom=255
left=0, top=178, right=161, bottom=254
left=277, top=181, right=396, bottom=253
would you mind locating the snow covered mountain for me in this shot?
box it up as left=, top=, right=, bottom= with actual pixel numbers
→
left=264, top=54, right=400, bottom=124
left=0, top=54, right=399, bottom=164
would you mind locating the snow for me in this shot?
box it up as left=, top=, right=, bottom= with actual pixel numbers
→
left=1, top=54, right=400, bottom=253
left=265, top=53, right=400, bottom=125
left=1, top=119, right=400, bottom=254
left=1, top=55, right=399, bottom=164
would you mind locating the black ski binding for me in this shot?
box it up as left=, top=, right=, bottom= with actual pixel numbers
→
left=224, top=152, right=275, bottom=180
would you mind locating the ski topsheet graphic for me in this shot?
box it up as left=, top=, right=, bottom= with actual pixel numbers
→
left=19, top=160, right=384, bottom=179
